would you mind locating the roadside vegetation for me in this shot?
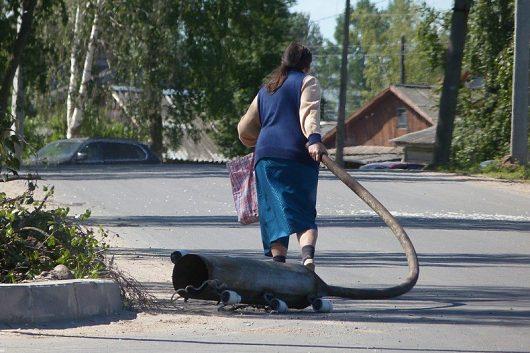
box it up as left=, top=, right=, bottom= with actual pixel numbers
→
left=0, top=183, right=108, bottom=283
left=459, top=160, right=530, bottom=181
left=0, top=180, right=155, bottom=309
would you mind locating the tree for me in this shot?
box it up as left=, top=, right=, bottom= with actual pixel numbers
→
left=3, top=0, right=330, bottom=161
left=432, top=0, right=473, bottom=167
left=304, top=23, right=341, bottom=121
left=66, top=0, right=106, bottom=139
left=10, top=6, right=24, bottom=160
left=179, top=0, right=296, bottom=157
left=8, top=0, right=77, bottom=156
left=0, top=0, right=37, bottom=125
left=0, top=0, right=37, bottom=173
left=98, top=0, right=188, bottom=156
left=451, top=0, right=516, bottom=166
left=347, top=0, right=384, bottom=107
left=99, top=0, right=298, bottom=158
left=353, top=0, right=439, bottom=94
left=416, top=5, right=450, bottom=77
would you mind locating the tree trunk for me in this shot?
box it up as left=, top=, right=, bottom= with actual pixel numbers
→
left=149, top=110, right=164, bottom=158
left=431, top=0, right=473, bottom=167
left=11, top=66, right=25, bottom=160
left=11, top=8, right=25, bottom=160
left=66, top=3, right=85, bottom=136
left=0, top=0, right=37, bottom=128
left=68, top=0, right=103, bottom=139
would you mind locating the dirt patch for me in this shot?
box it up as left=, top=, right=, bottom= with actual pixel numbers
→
left=0, top=179, right=52, bottom=205
left=474, top=178, right=530, bottom=195
left=0, top=179, right=34, bottom=197
left=418, top=172, right=530, bottom=195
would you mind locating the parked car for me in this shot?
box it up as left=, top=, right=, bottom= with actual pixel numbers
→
left=359, top=161, right=425, bottom=170
left=26, top=138, right=161, bottom=166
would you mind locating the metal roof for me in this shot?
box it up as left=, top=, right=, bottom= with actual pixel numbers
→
left=391, top=126, right=437, bottom=145
left=327, top=145, right=404, bottom=164
left=163, top=119, right=228, bottom=163
left=320, top=121, right=337, bottom=136
left=390, top=84, right=439, bottom=124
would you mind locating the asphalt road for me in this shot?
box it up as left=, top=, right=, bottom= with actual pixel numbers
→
left=2, top=163, right=530, bottom=353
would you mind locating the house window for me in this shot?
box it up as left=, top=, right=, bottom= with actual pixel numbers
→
left=397, top=108, right=407, bottom=129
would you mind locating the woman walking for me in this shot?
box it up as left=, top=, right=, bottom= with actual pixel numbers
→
left=238, top=43, right=327, bottom=271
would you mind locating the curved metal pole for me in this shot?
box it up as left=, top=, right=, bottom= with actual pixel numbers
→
left=321, top=154, right=419, bottom=299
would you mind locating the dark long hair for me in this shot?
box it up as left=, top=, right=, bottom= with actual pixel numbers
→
left=265, top=43, right=312, bottom=93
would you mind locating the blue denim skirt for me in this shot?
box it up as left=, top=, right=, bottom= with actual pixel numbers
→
left=255, top=157, right=318, bottom=256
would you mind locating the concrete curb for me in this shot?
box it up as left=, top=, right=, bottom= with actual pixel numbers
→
left=0, top=279, right=122, bottom=324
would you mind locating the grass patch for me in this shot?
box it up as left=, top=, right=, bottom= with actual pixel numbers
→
left=477, top=160, right=530, bottom=181
left=426, top=158, right=530, bottom=182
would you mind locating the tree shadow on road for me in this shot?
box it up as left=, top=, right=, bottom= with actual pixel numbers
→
left=86, top=214, right=530, bottom=232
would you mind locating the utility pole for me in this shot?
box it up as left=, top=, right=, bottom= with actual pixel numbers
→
left=400, top=35, right=406, bottom=85
left=510, top=0, right=530, bottom=166
left=336, top=0, right=351, bottom=167
left=431, top=0, right=473, bottom=167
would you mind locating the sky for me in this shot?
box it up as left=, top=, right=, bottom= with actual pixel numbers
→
left=290, top=0, right=454, bottom=43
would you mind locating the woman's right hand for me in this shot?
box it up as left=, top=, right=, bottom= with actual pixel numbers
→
left=308, top=142, right=327, bottom=162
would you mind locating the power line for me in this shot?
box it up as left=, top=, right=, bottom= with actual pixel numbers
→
left=311, top=11, right=427, bottom=22
left=313, top=52, right=420, bottom=58
left=313, top=13, right=341, bottom=22
left=310, top=43, right=421, bottom=48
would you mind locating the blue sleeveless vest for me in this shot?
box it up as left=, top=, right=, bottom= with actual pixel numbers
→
left=255, top=70, right=316, bottom=167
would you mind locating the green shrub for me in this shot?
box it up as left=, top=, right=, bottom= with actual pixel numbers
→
left=0, top=183, right=108, bottom=283
left=480, top=160, right=530, bottom=180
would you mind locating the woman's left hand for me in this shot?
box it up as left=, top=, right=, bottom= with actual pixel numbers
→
left=308, top=142, right=327, bottom=162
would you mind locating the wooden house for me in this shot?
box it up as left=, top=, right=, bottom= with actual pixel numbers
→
left=322, top=84, right=439, bottom=165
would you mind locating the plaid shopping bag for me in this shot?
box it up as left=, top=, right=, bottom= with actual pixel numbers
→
left=226, top=153, right=259, bottom=224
